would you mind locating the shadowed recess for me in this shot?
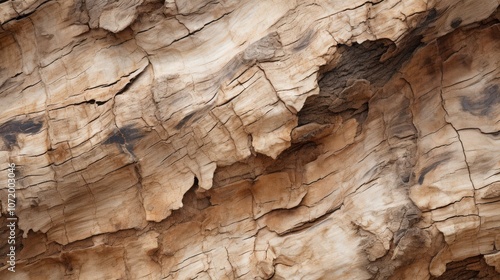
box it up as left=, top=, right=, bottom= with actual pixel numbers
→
left=431, top=255, right=499, bottom=280
left=298, top=9, right=438, bottom=126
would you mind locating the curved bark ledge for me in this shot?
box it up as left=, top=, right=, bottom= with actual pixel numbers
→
left=0, top=0, right=499, bottom=279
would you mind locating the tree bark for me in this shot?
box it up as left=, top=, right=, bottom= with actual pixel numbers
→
left=0, top=0, right=499, bottom=279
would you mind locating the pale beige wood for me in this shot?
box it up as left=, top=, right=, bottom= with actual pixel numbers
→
left=0, top=0, right=499, bottom=279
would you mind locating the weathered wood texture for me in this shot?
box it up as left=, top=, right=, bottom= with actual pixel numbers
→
left=0, top=0, right=499, bottom=279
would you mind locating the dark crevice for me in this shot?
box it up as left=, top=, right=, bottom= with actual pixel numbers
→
left=81, top=63, right=147, bottom=108
left=154, top=176, right=211, bottom=230
left=1, top=0, right=51, bottom=26
left=276, top=204, right=341, bottom=236
left=85, top=99, right=107, bottom=106
left=298, top=9, right=438, bottom=126
left=152, top=11, right=232, bottom=52
left=430, top=255, right=499, bottom=280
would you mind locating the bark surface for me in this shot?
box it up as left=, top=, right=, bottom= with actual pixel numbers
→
left=0, top=0, right=499, bottom=279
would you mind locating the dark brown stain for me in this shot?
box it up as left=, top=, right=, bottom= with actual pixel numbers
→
left=418, top=158, right=448, bottom=185
left=426, top=8, right=438, bottom=22
left=457, top=53, right=473, bottom=69
left=174, top=105, right=212, bottom=130
left=49, top=143, right=72, bottom=164
left=103, top=125, right=142, bottom=146
left=175, top=111, right=196, bottom=129
left=243, top=32, right=281, bottom=61
left=423, top=56, right=439, bottom=76
left=450, top=17, right=462, bottom=29
left=461, top=84, right=500, bottom=116
left=0, top=118, right=44, bottom=149
left=293, top=29, right=314, bottom=51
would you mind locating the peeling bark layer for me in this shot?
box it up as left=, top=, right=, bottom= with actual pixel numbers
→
left=0, top=0, right=499, bottom=279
